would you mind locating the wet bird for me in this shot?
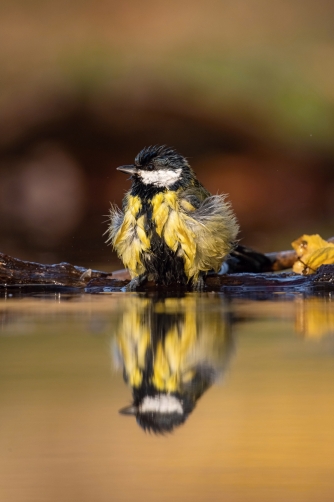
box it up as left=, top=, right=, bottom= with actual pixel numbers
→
left=107, top=145, right=239, bottom=290
left=114, top=296, right=235, bottom=434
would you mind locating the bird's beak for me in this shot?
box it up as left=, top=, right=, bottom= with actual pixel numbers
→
left=117, top=165, right=138, bottom=175
left=119, top=405, right=137, bottom=416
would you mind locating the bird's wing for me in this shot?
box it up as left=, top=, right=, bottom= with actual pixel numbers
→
left=106, top=204, right=124, bottom=246
left=178, top=182, right=210, bottom=211
left=176, top=188, right=239, bottom=278
left=107, top=195, right=149, bottom=277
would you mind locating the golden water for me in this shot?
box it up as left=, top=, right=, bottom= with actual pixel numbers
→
left=0, top=293, right=333, bottom=502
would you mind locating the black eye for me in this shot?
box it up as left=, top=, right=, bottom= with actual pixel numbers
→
left=147, top=164, right=154, bottom=171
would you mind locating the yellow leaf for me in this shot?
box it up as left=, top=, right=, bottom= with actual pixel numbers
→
left=292, top=234, right=329, bottom=256
left=292, top=234, right=334, bottom=274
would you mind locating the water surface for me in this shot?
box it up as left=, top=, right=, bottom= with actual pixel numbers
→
left=0, top=292, right=333, bottom=502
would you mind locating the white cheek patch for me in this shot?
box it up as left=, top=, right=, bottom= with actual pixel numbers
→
left=139, top=168, right=182, bottom=187
left=139, top=395, right=183, bottom=414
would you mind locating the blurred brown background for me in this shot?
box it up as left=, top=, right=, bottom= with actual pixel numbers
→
left=1, top=0, right=334, bottom=269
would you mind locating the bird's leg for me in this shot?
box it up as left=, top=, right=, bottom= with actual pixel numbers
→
left=125, top=273, right=148, bottom=292
left=192, top=273, right=206, bottom=292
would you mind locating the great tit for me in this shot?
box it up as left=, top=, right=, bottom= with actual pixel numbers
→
left=107, top=145, right=239, bottom=290
left=113, top=295, right=234, bottom=434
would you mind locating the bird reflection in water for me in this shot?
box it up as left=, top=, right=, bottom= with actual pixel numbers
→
left=112, top=295, right=234, bottom=433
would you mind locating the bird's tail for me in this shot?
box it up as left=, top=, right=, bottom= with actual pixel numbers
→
left=225, top=244, right=273, bottom=274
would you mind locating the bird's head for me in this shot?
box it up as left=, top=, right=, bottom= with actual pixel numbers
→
left=119, top=393, right=188, bottom=434
left=117, top=145, right=194, bottom=190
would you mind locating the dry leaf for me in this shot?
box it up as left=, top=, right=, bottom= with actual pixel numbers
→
left=292, top=234, right=334, bottom=274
